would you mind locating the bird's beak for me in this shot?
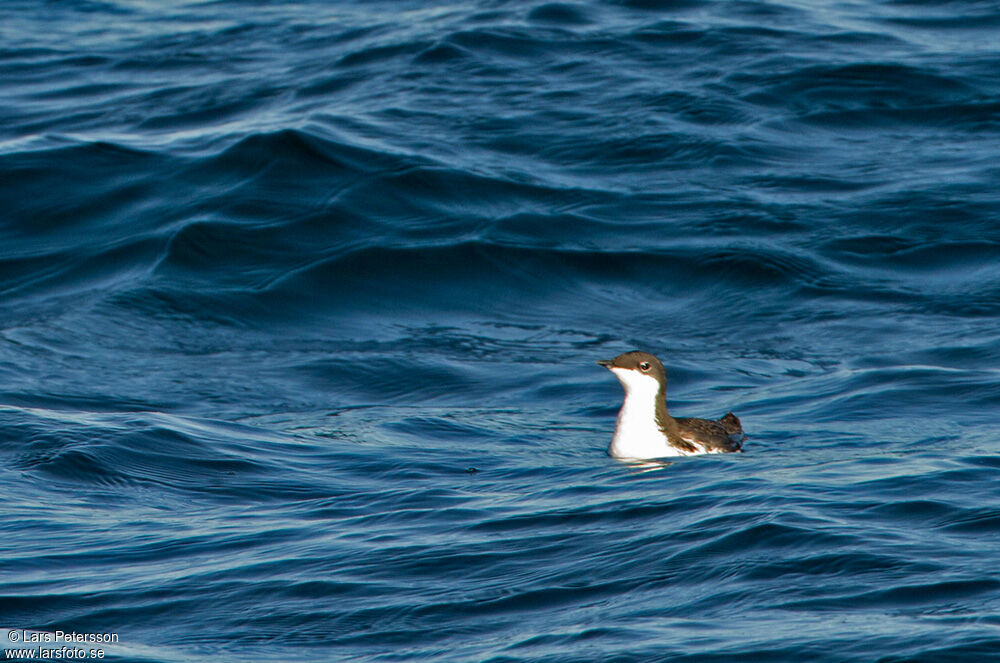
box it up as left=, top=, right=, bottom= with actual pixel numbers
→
left=596, top=359, right=613, bottom=368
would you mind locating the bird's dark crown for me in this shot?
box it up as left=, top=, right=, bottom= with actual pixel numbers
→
left=597, top=350, right=667, bottom=383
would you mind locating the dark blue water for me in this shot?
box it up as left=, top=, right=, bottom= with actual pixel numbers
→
left=2, top=1, right=1000, bottom=660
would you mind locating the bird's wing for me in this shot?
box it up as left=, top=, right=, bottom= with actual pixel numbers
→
left=674, top=417, right=743, bottom=453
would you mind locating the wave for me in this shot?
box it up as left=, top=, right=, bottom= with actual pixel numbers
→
left=3, top=131, right=998, bottom=329
left=1, top=406, right=335, bottom=500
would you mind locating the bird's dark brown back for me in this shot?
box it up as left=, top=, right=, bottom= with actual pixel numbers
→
left=673, top=416, right=742, bottom=453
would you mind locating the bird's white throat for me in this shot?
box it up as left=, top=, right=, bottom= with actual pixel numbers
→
left=607, top=368, right=686, bottom=459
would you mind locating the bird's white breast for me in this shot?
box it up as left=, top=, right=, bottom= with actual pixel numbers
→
left=607, top=368, right=690, bottom=460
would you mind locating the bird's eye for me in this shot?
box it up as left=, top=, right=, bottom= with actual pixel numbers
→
left=639, top=362, right=650, bottom=372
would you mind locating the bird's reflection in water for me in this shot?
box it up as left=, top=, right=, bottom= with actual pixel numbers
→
left=620, top=458, right=674, bottom=474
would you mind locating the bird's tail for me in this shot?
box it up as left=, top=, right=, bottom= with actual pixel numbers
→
left=720, top=411, right=743, bottom=435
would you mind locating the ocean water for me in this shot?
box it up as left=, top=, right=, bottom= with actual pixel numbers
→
left=2, top=0, right=1000, bottom=661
